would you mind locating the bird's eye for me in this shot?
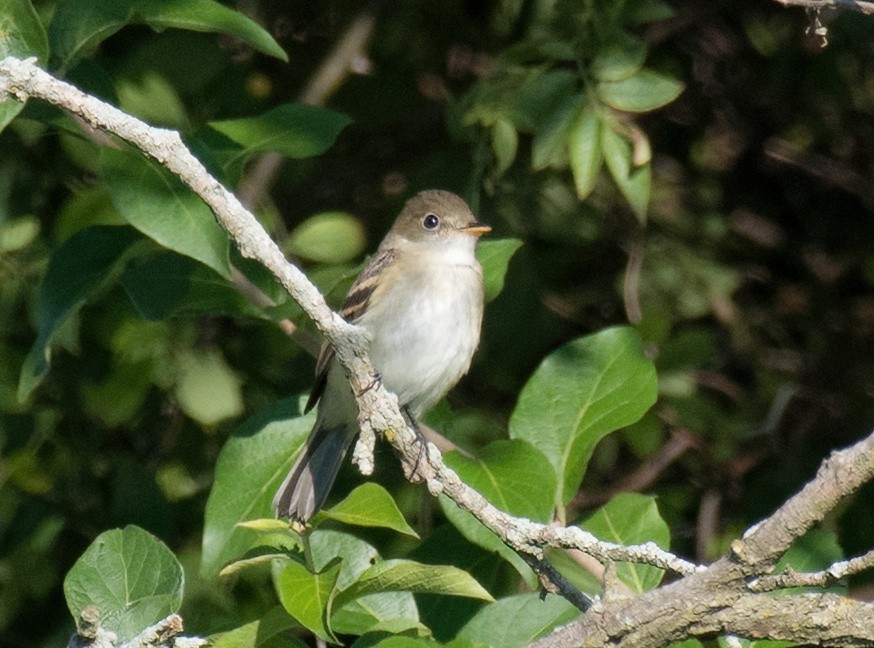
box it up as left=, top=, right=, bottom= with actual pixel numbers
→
left=423, top=214, right=440, bottom=229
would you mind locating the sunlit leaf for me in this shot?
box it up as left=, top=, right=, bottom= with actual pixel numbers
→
left=102, top=147, right=231, bottom=277
left=49, top=0, right=286, bottom=72
left=63, top=526, right=183, bottom=643
left=333, top=559, right=493, bottom=611
left=580, top=494, right=670, bottom=593
left=597, top=69, right=684, bottom=113
left=273, top=558, right=341, bottom=643
left=209, top=104, right=351, bottom=162
left=320, top=483, right=419, bottom=538
left=201, top=399, right=314, bottom=577
left=439, top=440, right=555, bottom=580
left=509, top=327, right=657, bottom=506
left=476, top=238, right=523, bottom=302
left=568, top=103, right=603, bottom=200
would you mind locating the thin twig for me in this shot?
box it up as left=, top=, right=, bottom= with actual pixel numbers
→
left=751, top=549, right=874, bottom=591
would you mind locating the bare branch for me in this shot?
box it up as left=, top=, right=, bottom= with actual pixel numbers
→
left=732, top=430, right=874, bottom=567
left=751, top=548, right=874, bottom=591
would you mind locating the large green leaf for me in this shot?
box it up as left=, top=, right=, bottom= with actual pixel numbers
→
left=102, top=147, right=231, bottom=278
left=200, top=399, right=314, bottom=577
left=209, top=104, right=352, bottom=163
left=0, top=0, right=49, bottom=132
left=439, top=440, right=555, bottom=580
left=333, top=559, right=493, bottom=610
left=597, top=69, right=684, bottom=113
left=456, top=593, right=580, bottom=648
left=18, top=225, right=143, bottom=401
left=320, top=483, right=419, bottom=538
left=601, top=126, right=651, bottom=224
left=509, top=327, right=657, bottom=506
left=273, top=558, right=341, bottom=643
left=48, top=0, right=286, bottom=72
left=476, top=238, right=523, bottom=302
left=579, top=493, right=670, bottom=593
left=63, top=525, right=183, bottom=643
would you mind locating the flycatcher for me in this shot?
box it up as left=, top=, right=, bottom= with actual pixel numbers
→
left=273, top=189, right=491, bottom=523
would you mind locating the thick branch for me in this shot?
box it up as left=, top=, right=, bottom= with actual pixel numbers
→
left=534, top=430, right=874, bottom=647
left=732, top=431, right=874, bottom=567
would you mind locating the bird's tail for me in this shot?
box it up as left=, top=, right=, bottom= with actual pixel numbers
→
left=272, top=423, right=355, bottom=523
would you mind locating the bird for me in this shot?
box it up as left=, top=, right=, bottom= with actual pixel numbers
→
left=272, top=189, right=491, bottom=523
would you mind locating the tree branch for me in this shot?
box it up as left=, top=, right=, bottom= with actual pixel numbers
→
left=533, top=429, right=874, bottom=647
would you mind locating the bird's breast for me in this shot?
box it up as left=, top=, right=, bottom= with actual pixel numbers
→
left=359, top=260, right=483, bottom=416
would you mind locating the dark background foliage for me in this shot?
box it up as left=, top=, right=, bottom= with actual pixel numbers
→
left=1, top=0, right=873, bottom=645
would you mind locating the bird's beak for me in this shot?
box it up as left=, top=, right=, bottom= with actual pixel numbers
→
left=462, top=221, right=492, bottom=237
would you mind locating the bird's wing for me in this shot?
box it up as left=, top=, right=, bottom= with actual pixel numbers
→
left=303, top=248, right=397, bottom=413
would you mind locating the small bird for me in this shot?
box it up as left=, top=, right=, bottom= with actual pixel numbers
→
left=273, top=190, right=491, bottom=523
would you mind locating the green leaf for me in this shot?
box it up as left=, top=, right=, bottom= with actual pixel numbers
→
left=438, top=440, right=555, bottom=580
left=320, top=483, right=419, bottom=538
left=491, top=117, right=518, bottom=174
left=0, top=0, right=49, bottom=133
left=601, top=126, right=651, bottom=224
left=173, top=348, right=244, bottom=426
left=580, top=493, right=670, bottom=593
left=307, top=530, right=422, bottom=637
left=63, top=525, right=183, bottom=643
left=568, top=103, right=603, bottom=200
left=532, top=94, right=585, bottom=170
left=48, top=0, right=287, bottom=72
left=457, top=593, right=580, bottom=648
left=476, top=238, right=523, bottom=302
left=333, top=559, right=493, bottom=610
left=209, top=606, right=305, bottom=648
left=509, top=327, right=657, bottom=506
left=286, top=211, right=367, bottom=264
left=209, top=104, right=351, bottom=162
left=121, top=252, right=259, bottom=320
left=18, top=226, right=142, bottom=401
left=273, top=558, right=341, bottom=643
left=102, top=147, right=231, bottom=277
left=201, top=399, right=314, bottom=577
left=597, top=69, right=684, bottom=113
left=591, top=33, right=647, bottom=82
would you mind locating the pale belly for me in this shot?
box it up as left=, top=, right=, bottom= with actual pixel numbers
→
left=360, top=264, right=482, bottom=416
